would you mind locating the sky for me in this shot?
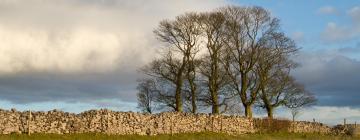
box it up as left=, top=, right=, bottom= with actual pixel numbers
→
left=0, top=0, right=359, bottom=125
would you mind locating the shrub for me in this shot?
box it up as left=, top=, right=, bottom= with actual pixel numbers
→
left=253, top=118, right=292, bottom=133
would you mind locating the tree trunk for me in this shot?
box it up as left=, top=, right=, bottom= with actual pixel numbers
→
left=174, top=74, right=184, bottom=112
left=211, top=88, right=220, bottom=114
left=212, top=102, right=219, bottom=114
left=292, top=115, right=295, bottom=122
left=244, top=104, right=253, bottom=118
left=188, top=60, right=197, bottom=114
left=266, top=106, right=273, bottom=119
left=191, top=89, right=197, bottom=113
left=174, top=56, right=188, bottom=112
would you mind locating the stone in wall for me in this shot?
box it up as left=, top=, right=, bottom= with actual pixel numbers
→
left=0, top=109, right=343, bottom=135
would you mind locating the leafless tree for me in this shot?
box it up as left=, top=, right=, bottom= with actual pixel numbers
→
left=196, top=11, right=231, bottom=114
left=255, top=51, right=316, bottom=119
left=183, top=56, right=202, bottom=113
left=140, top=52, right=181, bottom=111
left=290, top=108, right=302, bottom=122
left=254, top=31, right=300, bottom=119
left=257, top=73, right=312, bottom=119
left=136, top=79, right=158, bottom=113
left=285, top=88, right=317, bottom=109
left=137, top=5, right=316, bottom=118
left=152, top=12, right=202, bottom=112
left=220, top=6, right=281, bottom=118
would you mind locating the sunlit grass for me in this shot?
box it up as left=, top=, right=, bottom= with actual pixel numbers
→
left=0, top=132, right=358, bottom=140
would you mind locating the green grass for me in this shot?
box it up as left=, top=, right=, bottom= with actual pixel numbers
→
left=0, top=132, right=358, bottom=140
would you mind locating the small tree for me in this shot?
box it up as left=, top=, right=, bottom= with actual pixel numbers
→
left=286, top=89, right=316, bottom=122
left=136, top=79, right=158, bottom=113
left=290, top=107, right=302, bottom=122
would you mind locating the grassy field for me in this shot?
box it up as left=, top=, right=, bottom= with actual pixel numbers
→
left=0, top=132, right=358, bottom=140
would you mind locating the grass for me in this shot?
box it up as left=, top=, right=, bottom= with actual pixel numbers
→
left=0, top=132, right=358, bottom=140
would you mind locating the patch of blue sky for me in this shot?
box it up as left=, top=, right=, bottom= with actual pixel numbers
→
left=233, top=0, right=359, bottom=52
left=0, top=99, right=138, bottom=113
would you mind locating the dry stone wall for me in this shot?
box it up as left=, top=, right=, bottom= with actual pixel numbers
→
left=291, top=121, right=331, bottom=134
left=0, top=109, right=253, bottom=135
left=0, top=109, right=335, bottom=135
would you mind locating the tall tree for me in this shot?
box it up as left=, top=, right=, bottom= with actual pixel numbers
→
left=221, top=6, right=280, bottom=118
left=198, top=11, right=229, bottom=114
left=183, top=58, right=201, bottom=113
left=137, top=5, right=316, bottom=118
left=153, top=13, right=202, bottom=112
left=255, top=31, right=299, bottom=118
left=256, top=46, right=316, bottom=118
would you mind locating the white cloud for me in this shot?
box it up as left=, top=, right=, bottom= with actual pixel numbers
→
left=317, top=6, right=338, bottom=15
left=291, top=31, right=305, bottom=43
left=320, top=6, right=360, bottom=43
left=0, top=27, right=123, bottom=73
left=321, top=22, right=354, bottom=43
left=274, top=106, right=360, bottom=125
left=348, top=6, right=360, bottom=33
left=348, top=6, right=360, bottom=23
left=295, top=106, right=360, bottom=125
left=0, top=0, right=228, bottom=74
left=256, top=105, right=360, bottom=125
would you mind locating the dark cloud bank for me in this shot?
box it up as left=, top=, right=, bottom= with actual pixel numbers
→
left=292, top=51, right=360, bottom=107
left=0, top=50, right=359, bottom=108
left=0, top=0, right=358, bottom=111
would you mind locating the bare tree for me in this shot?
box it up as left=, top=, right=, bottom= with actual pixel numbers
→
left=258, top=73, right=310, bottom=119
left=221, top=6, right=280, bottom=118
left=254, top=32, right=299, bottom=119
left=137, top=5, right=315, bottom=118
left=136, top=79, right=158, bottom=113
left=184, top=56, right=201, bottom=113
left=256, top=54, right=316, bottom=119
left=285, top=88, right=317, bottom=109
left=197, top=11, right=230, bottom=114
left=184, top=53, right=202, bottom=113
left=153, top=12, right=202, bottom=112
left=290, top=108, right=302, bottom=122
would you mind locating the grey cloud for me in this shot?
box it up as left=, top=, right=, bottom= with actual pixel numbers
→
left=292, top=51, right=360, bottom=107
left=0, top=71, right=140, bottom=104
left=348, top=6, right=360, bottom=25
left=338, top=43, right=360, bottom=53
left=0, top=0, right=229, bottom=105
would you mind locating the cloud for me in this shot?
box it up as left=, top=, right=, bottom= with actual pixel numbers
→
left=320, top=6, right=360, bottom=43
left=0, top=0, right=229, bottom=104
left=292, top=49, right=360, bottom=107
left=0, top=72, right=139, bottom=104
left=301, top=106, right=360, bottom=125
left=320, top=22, right=355, bottom=43
left=276, top=106, right=360, bottom=125
left=291, top=31, right=305, bottom=44
left=338, top=43, right=360, bottom=54
left=317, top=6, right=338, bottom=15
left=348, top=6, right=360, bottom=24
left=0, top=0, right=228, bottom=74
